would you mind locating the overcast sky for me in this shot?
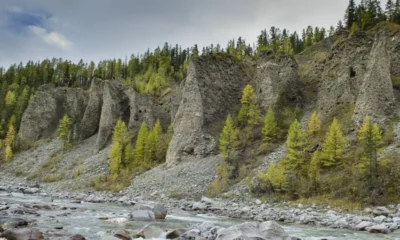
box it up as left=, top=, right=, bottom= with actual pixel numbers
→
left=0, top=0, right=352, bottom=68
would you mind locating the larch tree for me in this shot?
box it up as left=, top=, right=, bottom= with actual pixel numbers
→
left=262, top=108, right=278, bottom=142
left=260, top=162, right=287, bottom=192
left=283, top=120, right=307, bottom=176
left=308, top=111, right=321, bottom=137
left=357, top=116, right=383, bottom=177
left=109, top=119, right=129, bottom=176
left=134, top=121, right=149, bottom=166
left=238, top=84, right=256, bottom=125
left=219, top=114, right=239, bottom=163
left=4, top=145, right=13, bottom=162
left=321, top=118, right=347, bottom=167
left=57, top=114, right=72, bottom=150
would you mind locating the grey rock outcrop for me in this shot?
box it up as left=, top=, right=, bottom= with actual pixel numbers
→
left=254, top=52, right=301, bottom=110
left=166, top=57, right=247, bottom=167
left=19, top=85, right=88, bottom=144
left=19, top=79, right=170, bottom=152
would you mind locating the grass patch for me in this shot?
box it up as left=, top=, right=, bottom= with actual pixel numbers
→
left=73, top=164, right=83, bottom=179
left=168, top=190, right=184, bottom=200
left=90, top=170, right=133, bottom=192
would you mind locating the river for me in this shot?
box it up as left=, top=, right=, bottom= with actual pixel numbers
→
left=1, top=193, right=399, bottom=240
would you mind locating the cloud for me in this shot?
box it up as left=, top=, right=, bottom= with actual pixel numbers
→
left=0, top=0, right=351, bottom=67
left=28, top=25, right=70, bottom=49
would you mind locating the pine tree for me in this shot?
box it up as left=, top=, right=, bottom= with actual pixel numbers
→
left=5, top=91, right=16, bottom=106
left=387, top=0, right=395, bottom=21
left=321, top=118, right=347, bottom=167
left=308, top=151, right=321, bottom=184
left=262, top=108, right=278, bottom=142
left=134, top=121, right=149, bottom=166
left=57, top=114, right=72, bottom=150
left=283, top=120, right=307, bottom=176
left=219, top=114, right=238, bottom=162
left=357, top=116, right=383, bottom=177
left=308, top=111, right=321, bottom=137
left=345, top=0, right=357, bottom=28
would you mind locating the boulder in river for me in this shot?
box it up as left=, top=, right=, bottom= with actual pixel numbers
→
left=216, top=221, right=291, bottom=240
left=22, top=188, right=40, bottom=194
left=0, top=217, right=28, bottom=231
left=0, top=228, right=44, bottom=240
left=152, top=204, right=168, bottom=220
left=372, top=207, right=390, bottom=217
left=165, top=229, right=187, bottom=239
left=130, top=210, right=155, bottom=221
left=354, top=221, right=374, bottom=231
left=366, top=224, right=391, bottom=234
left=113, top=229, right=132, bottom=240
left=68, top=234, right=86, bottom=240
left=134, top=224, right=164, bottom=238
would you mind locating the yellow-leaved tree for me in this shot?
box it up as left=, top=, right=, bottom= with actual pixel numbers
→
left=283, top=119, right=308, bottom=176
left=321, top=118, right=347, bottom=167
left=262, top=108, right=278, bottom=142
left=57, top=114, right=72, bottom=150
left=109, top=119, right=131, bottom=176
left=134, top=121, right=149, bottom=166
left=357, top=116, right=382, bottom=177
left=308, top=111, right=321, bottom=137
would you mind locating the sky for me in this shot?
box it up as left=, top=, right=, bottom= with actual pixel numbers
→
left=0, top=0, right=352, bottom=68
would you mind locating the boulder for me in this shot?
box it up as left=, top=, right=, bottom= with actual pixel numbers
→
left=152, top=204, right=168, bottom=220
left=165, top=229, right=187, bottom=239
left=108, top=218, right=128, bottom=224
left=134, top=224, right=163, bottom=238
left=366, top=224, right=391, bottom=234
left=192, top=202, right=208, bottom=211
left=372, top=207, right=390, bottom=217
left=68, top=235, right=86, bottom=240
left=0, top=228, right=44, bottom=240
left=113, top=229, right=131, bottom=240
left=354, top=221, right=374, bottom=231
left=373, top=215, right=386, bottom=223
left=22, top=188, right=40, bottom=194
left=129, top=210, right=155, bottom=221
left=0, top=217, right=28, bottom=231
left=216, top=221, right=290, bottom=240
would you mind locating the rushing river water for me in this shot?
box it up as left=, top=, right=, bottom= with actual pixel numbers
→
left=1, top=193, right=400, bottom=240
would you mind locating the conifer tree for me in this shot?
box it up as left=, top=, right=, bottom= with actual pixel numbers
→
left=357, top=116, right=383, bottom=177
left=57, top=114, right=72, bottom=150
left=4, top=124, right=15, bottom=147
left=5, top=91, right=16, bottom=107
left=386, top=0, right=395, bottom=21
left=109, top=119, right=129, bottom=175
left=262, top=108, right=278, bottom=142
left=283, top=120, right=307, bottom=176
left=134, top=121, right=149, bottom=165
left=321, top=118, right=347, bottom=167
left=308, top=111, right=321, bottom=137
left=308, top=151, right=321, bottom=185
left=261, top=162, right=287, bottom=191
left=240, top=84, right=256, bottom=105
left=219, top=114, right=238, bottom=162
left=345, top=0, right=357, bottom=28
left=4, top=145, right=12, bottom=162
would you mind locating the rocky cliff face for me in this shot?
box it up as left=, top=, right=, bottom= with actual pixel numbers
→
left=19, top=26, right=400, bottom=169
left=19, top=80, right=170, bottom=151
left=254, top=52, right=301, bottom=111
left=19, top=85, right=88, bottom=142
left=165, top=56, right=249, bottom=167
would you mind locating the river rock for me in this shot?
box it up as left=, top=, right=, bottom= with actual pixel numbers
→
left=85, top=194, right=105, bottom=203
left=152, top=204, right=168, bottom=219
left=354, top=221, right=374, bottom=231
left=113, top=229, right=132, bottom=240
left=108, top=218, right=128, bottom=224
left=68, top=234, right=86, bottom=240
left=198, top=221, right=215, bottom=232
left=130, top=210, right=155, bottom=221
left=373, top=215, right=386, bottom=223
left=22, top=188, right=40, bottom=194
left=0, top=217, right=28, bottom=231
left=366, top=224, right=391, bottom=234
left=0, top=228, right=44, bottom=240
left=216, top=221, right=290, bottom=240
left=192, top=202, right=207, bottom=211
left=372, top=207, right=390, bottom=217
left=134, top=224, right=163, bottom=238
left=165, top=229, right=187, bottom=239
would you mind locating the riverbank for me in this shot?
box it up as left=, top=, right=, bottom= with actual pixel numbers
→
left=1, top=180, right=400, bottom=238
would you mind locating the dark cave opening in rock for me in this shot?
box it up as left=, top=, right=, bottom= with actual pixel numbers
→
left=350, top=67, right=356, bottom=78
